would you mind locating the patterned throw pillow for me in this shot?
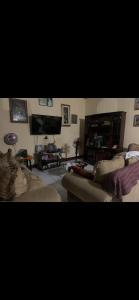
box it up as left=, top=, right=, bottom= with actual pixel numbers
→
left=126, top=157, right=138, bottom=165
left=0, top=149, right=19, bottom=200
left=94, top=156, right=125, bottom=184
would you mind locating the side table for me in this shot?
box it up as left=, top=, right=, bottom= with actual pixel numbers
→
left=19, top=156, right=33, bottom=171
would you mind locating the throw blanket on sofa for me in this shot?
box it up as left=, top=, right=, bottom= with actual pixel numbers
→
left=102, top=161, right=139, bottom=201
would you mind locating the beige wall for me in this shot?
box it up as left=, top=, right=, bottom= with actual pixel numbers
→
left=86, top=98, right=138, bottom=148
left=85, top=98, right=120, bottom=115
left=1, top=98, right=138, bottom=156
left=0, top=98, right=85, bottom=157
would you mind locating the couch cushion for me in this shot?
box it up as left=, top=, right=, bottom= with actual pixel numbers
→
left=95, top=156, right=125, bottom=183
left=126, top=157, right=138, bottom=165
left=29, top=173, right=46, bottom=191
left=14, top=186, right=61, bottom=202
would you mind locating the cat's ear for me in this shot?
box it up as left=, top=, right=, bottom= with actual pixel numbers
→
left=0, top=149, right=12, bottom=160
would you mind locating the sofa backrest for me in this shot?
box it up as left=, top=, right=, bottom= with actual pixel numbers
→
left=128, top=143, right=139, bottom=151
left=94, top=156, right=125, bottom=184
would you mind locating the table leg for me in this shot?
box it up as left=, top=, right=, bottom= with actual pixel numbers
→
left=25, top=160, right=28, bottom=169
left=29, top=160, right=32, bottom=171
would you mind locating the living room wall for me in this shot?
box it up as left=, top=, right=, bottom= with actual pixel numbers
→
left=85, top=98, right=138, bottom=148
left=0, top=98, right=85, bottom=158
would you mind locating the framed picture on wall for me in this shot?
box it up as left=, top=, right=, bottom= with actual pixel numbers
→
left=39, top=98, right=47, bottom=106
left=47, top=98, right=53, bottom=107
left=134, top=115, right=139, bottom=126
left=71, top=114, right=78, bottom=124
left=134, top=98, right=139, bottom=110
left=61, top=104, right=71, bottom=126
left=9, top=98, right=28, bottom=123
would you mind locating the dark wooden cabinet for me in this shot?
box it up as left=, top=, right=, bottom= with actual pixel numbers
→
left=84, top=111, right=126, bottom=165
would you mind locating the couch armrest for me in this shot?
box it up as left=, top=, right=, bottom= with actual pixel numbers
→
left=62, top=173, right=112, bottom=202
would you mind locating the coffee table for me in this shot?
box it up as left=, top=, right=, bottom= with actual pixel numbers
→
left=76, top=162, right=88, bottom=169
left=67, top=162, right=88, bottom=172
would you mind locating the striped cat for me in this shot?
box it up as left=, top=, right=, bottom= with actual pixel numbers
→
left=0, top=149, right=19, bottom=200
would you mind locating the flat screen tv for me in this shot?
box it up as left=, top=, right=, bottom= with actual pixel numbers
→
left=30, top=114, right=62, bottom=135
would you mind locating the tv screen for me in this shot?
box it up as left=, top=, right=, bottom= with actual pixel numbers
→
left=30, top=114, right=62, bottom=135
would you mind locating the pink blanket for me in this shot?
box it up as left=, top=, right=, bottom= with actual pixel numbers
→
left=101, top=161, right=139, bottom=201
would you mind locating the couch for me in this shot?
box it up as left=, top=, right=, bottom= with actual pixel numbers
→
left=62, top=144, right=139, bottom=202
left=62, top=172, right=139, bottom=202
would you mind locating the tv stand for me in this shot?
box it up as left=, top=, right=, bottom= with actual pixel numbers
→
left=35, top=149, right=63, bottom=170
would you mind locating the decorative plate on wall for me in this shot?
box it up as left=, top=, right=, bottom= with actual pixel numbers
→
left=71, top=114, right=78, bottom=124
left=4, top=133, right=18, bottom=145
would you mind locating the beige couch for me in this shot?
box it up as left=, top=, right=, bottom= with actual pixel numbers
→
left=14, top=172, right=61, bottom=202
left=62, top=172, right=139, bottom=202
left=62, top=145, right=139, bottom=202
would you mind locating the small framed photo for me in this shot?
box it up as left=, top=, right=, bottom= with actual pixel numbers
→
left=71, top=114, right=78, bottom=124
left=47, top=98, right=53, bottom=107
left=61, top=104, right=71, bottom=126
left=39, top=98, right=47, bottom=106
left=134, top=98, right=139, bottom=110
left=9, top=98, right=28, bottom=123
left=134, top=115, right=139, bottom=126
